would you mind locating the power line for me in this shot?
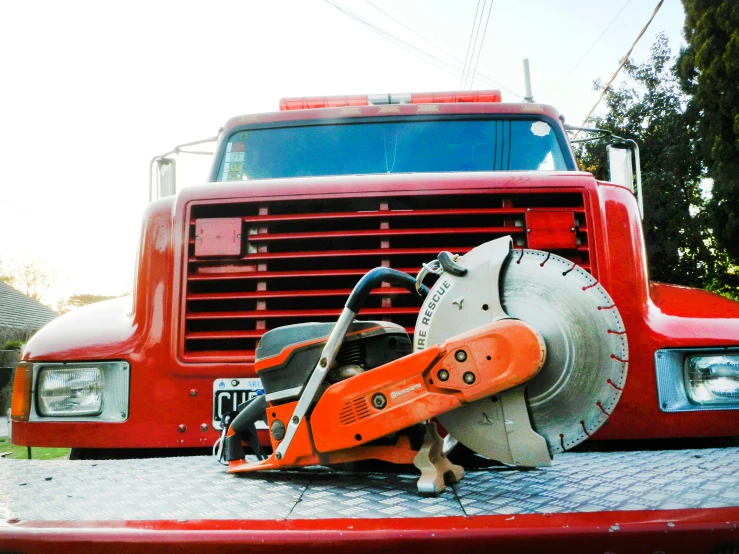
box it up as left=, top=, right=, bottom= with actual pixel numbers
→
left=468, top=0, right=495, bottom=90
left=364, top=0, right=461, bottom=57
left=459, top=0, right=483, bottom=89
left=577, top=0, right=665, bottom=132
left=549, top=0, right=633, bottom=96
left=325, top=0, right=464, bottom=80
left=463, top=0, right=487, bottom=90
left=361, top=0, right=523, bottom=98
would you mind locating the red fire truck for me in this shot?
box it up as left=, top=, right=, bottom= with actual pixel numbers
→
left=11, top=90, right=739, bottom=451
left=5, top=90, right=738, bottom=552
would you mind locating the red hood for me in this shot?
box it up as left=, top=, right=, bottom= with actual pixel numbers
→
left=177, top=171, right=600, bottom=206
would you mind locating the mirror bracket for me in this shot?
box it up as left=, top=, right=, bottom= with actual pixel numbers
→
left=565, top=125, right=643, bottom=219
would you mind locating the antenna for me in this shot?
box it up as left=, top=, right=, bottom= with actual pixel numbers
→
left=523, top=59, right=534, bottom=103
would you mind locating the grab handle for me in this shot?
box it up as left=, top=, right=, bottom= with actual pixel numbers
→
left=346, top=267, right=428, bottom=313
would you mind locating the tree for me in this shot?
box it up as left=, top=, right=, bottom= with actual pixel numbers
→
left=678, top=0, right=739, bottom=262
left=0, top=258, right=55, bottom=302
left=0, top=259, right=12, bottom=285
left=577, top=34, right=718, bottom=289
left=57, top=293, right=120, bottom=314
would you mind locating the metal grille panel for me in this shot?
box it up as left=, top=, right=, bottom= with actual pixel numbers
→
left=184, top=192, right=592, bottom=360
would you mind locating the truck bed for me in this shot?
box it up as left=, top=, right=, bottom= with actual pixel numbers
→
left=1, top=447, right=738, bottom=553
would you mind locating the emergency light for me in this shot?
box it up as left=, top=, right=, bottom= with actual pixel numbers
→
left=279, top=90, right=502, bottom=111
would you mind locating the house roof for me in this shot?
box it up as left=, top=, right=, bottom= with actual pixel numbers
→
left=0, top=281, right=58, bottom=331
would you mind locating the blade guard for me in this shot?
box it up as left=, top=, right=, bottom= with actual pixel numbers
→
left=415, top=237, right=553, bottom=467
left=416, top=236, right=628, bottom=466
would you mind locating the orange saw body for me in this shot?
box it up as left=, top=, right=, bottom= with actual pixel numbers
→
left=227, top=319, right=545, bottom=473
left=216, top=237, right=628, bottom=495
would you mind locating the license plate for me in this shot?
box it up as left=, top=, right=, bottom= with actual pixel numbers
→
left=212, top=378, right=267, bottom=430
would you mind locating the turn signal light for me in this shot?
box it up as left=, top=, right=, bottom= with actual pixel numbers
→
left=279, top=90, right=502, bottom=111
left=10, top=363, right=33, bottom=422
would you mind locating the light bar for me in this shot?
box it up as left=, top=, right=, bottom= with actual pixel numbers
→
left=279, top=90, right=502, bottom=111
left=409, top=91, right=501, bottom=104
left=279, top=95, right=370, bottom=111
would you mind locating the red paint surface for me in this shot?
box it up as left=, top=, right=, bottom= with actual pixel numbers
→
left=1, top=508, right=737, bottom=553
left=12, top=103, right=739, bottom=449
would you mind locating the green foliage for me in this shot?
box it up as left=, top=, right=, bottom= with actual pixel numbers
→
left=577, top=34, right=720, bottom=289
left=707, top=270, right=739, bottom=301
left=0, top=260, right=12, bottom=286
left=1, top=340, right=23, bottom=351
left=678, top=0, right=739, bottom=262
left=0, top=437, right=69, bottom=460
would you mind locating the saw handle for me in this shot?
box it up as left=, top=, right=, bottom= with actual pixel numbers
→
left=274, top=268, right=428, bottom=461
left=437, top=251, right=468, bottom=276
left=346, top=267, right=428, bottom=313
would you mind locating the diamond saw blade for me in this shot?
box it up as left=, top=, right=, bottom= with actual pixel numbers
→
left=499, top=250, right=628, bottom=453
left=421, top=246, right=628, bottom=458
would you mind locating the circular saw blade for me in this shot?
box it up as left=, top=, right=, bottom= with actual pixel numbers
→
left=500, top=250, right=628, bottom=453
left=419, top=245, right=628, bottom=458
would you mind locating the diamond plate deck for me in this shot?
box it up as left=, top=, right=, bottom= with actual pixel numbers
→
left=1, top=448, right=738, bottom=522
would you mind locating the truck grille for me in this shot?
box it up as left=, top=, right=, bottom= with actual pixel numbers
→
left=183, top=191, right=593, bottom=362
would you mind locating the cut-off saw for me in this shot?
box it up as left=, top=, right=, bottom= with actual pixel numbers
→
left=217, top=237, right=628, bottom=495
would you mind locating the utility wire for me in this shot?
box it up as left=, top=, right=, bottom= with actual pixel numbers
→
left=463, top=0, right=487, bottom=90
left=549, top=0, right=632, bottom=95
left=326, top=0, right=464, bottom=80
left=361, top=0, right=522, bottom=98
left=459, top=0, right=483, bottom=89
left=468, top=0, right=495, bottom=90
left=365, top=0, right=468, bottom=61
left=576, top=0, right=664, bottom=133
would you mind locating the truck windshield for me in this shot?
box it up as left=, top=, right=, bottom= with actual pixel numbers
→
left=217, top=118, right=568, bottom=181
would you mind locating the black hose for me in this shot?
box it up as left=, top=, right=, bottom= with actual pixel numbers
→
left=345, top=267, right=428, bottom=313
left=225, top=395, right=268, bottom=461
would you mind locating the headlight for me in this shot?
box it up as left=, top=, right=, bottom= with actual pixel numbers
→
left=656, top=348, right=739, bottom=412
left=685, top=355, right=739, bottom=405
left=31, top=361, right=130, bottom=421
left=38, top=367, right=104, bottom=416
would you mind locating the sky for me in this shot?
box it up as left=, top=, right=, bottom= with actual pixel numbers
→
left=0, top=0, right=687, bottom=308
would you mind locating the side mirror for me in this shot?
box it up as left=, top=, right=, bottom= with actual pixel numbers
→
left=607, top=145, right=634, bottom=191
left=564, top=125, right=644, bottom=219
left=607, top=142, right=643, bottom=218
left=148, top=135, right=217, bottom=202
left=156, top=158, right=177, bottom=198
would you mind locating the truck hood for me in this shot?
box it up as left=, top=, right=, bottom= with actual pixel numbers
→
left=22, top=297, right=137, bottom=360
left=177, top=171, right=600, bottom=205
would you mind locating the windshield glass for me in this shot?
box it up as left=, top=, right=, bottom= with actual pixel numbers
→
left=217, top=118, right=568, bottom=181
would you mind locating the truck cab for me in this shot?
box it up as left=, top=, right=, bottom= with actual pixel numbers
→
left=10, top=90, right=739, bottom=454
